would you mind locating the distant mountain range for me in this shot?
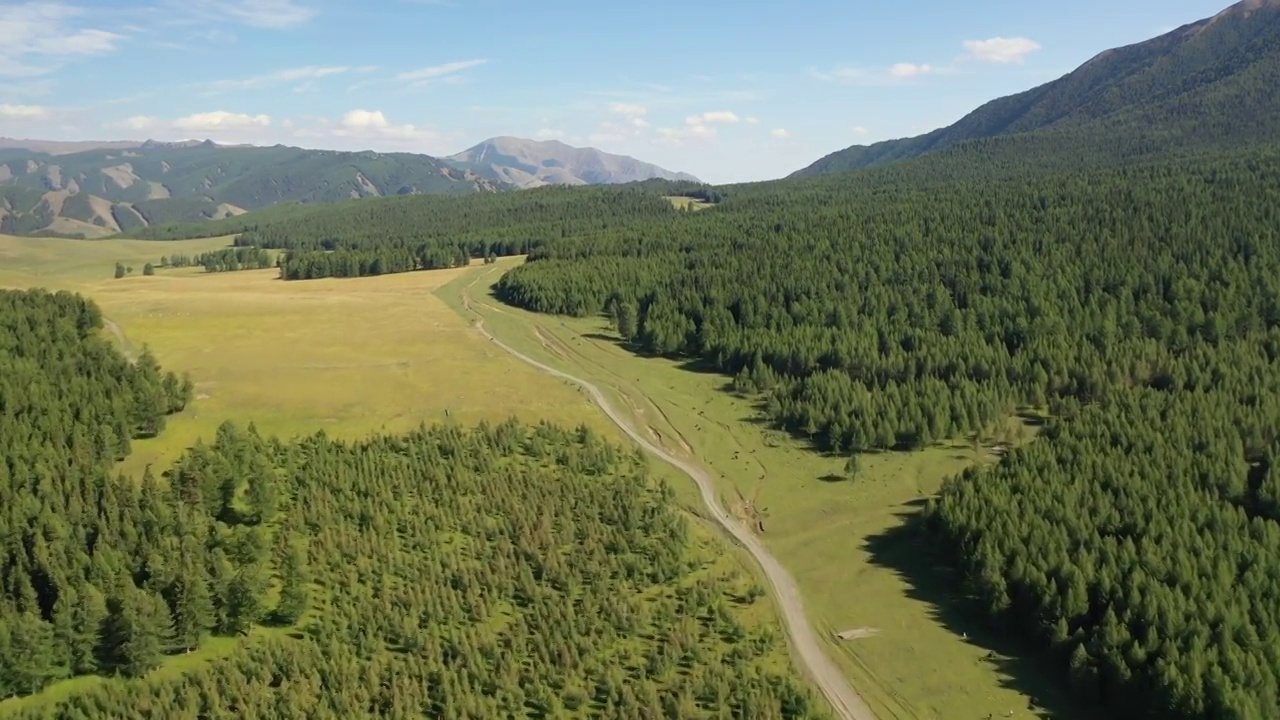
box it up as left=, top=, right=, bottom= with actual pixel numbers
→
left=792, top=0, right=1280, bottom=177
left=446, top=136, right=700, bottom=188
left=0, top=137, right=697, bottom=238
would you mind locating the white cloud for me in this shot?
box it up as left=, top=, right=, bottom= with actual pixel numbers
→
left=851, top=125, right=869, bottom=136
left=888, top=63, right=938, bottom=78
left=210, top=65, right=352, bottom=92
left=113, top=115, right=157, bottom=130
left=654, top=122, right=717, bottom=145
left=812, top=60, right=957, bottom=85
left=609, top=102, right=647, bottom=117
left=0, top=104, right=51, bottom=119
left=396, top=59, right=487, bottom=84
left=688, top=110, right=739, bottom=124
left=770, top=128, right=789, bottom=139
left=653, top=109, right=740, bottom=145
left=961, top=37, right=1042, bottom=64
left=173, top=111, right=272, bottom=131
left=0, top=2, right=125, bottom=77
left=745, top=116, right=759, bottom=124
left=107, top=107, right=456, bottom=153
left=339, top=109, right=390, bottom=129
left=332, top=108, right=443, bottom=146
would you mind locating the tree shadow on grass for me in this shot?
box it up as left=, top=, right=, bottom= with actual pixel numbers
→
left=865, top=510, right=1117, bottom=720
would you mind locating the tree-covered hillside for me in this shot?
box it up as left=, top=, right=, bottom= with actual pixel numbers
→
left=791, top=0, right=1280, bottom=177
left=134, top=184, right=695, bottom=280
left=0, top=289, right=824, bottom=718
left=489, top=145, right=1280, bottom=719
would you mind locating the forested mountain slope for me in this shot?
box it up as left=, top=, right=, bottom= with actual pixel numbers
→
left=0, top=140, right=496, bottom=238
left=446, top=136, right=700, bottom=188
left=0, top=289, right=826, bottom=717
left=792, top=0, right=1280, bottom=177
left=133, top=183, right=691, bottom=280
left=488, top=145, right=1280, bottom=719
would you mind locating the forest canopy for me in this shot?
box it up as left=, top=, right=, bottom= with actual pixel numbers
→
left=490, top=145, right=1280, bottom=719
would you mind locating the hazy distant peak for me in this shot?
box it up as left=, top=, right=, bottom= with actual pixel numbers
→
left=447, top=136, right=700, bottom=188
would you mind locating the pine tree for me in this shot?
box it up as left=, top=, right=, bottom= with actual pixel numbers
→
left=169, top=564, right=216, bottom=652
left=274, top=537, right=310, bottom=624
left=100, top=588, right=168, bottom=678
left=4, top=611, right=62, bottom=695
left=843, top=454, right=860, bottom=480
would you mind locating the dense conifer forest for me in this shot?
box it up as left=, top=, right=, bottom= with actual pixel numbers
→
left=0, top=290, right=824, bottom=718
left=107, top=138, right=1280, bottom=718
left=0, top=289, right=194, bottom=694
left=490, top=146, right=1280, bottom=718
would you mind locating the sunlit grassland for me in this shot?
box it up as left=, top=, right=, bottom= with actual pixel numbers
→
left=439, top=259, right=1086, bottom=720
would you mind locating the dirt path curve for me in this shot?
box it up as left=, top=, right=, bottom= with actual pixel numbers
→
left=102, top=316, right=135, bottom=361
left=461, top=275, right=877, bottom=720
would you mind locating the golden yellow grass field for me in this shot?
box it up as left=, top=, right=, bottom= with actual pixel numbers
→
left=0, top=234, right=620, bottom=479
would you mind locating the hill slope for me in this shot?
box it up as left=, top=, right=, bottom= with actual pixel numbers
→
left=792, top=0, right=1280, bottom=177
left=447, top=136, right=700, bottom=188
left=0, top=140, right=497, bottom=238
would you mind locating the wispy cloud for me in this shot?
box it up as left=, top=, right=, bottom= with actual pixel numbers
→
left=396, top=59, right=488, bottom=85
left=348, top=59, right=488, bottom=93
left=208, top=65, right=361, bottom=92
left=0, top=104, right=52, bottom=120
left=811, top=62, right=954, bottom=86
left=0, top=2, right=125, bottom=77
left=770, top=128, right=789, bottom=139
left=184, top=0, right=316, bottom=29
left=814, top=35, right=1040, bottom=87
left=689, top=110, right=739, bottom=124
left=609, top=102, right=648, bottom=118
left=173, top=111, right=272, bottom=131
left=655, top=109, right=741, bottom=145
left=961, top=37, right=1042, bottom=64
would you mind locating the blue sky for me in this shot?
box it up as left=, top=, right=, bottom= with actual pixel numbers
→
left=0, top=0, right=1239, bottom=183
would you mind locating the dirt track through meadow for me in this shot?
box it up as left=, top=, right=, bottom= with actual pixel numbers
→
left=461, top=274, right=877, bottom=720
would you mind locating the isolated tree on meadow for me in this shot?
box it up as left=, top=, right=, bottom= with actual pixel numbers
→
left=143, top=263, right=155, bottom=276
left=114, top=262, right=126, bottom=279
left=843, top=454, right=860, bottom=480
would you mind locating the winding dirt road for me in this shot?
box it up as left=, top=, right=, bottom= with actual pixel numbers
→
left=461, top=277, right=877, bottom=720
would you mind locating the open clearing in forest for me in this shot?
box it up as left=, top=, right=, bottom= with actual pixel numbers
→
left=0, top=234, right=623, bottom=479
left=663, top=195, right=715, bottom=210
left=0, top=234, right=807, bottom=714
left=439, top=259, right=1089, bottom=720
